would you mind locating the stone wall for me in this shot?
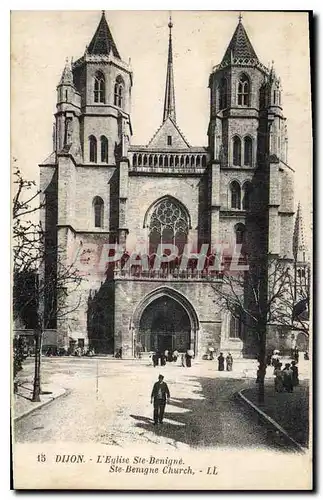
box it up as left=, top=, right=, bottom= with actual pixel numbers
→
left=114, top=278, right=222, bottom=358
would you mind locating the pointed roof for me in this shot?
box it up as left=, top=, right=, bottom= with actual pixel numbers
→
left=59, top=58, right=74, bottom=86
left=87, top=11, right=121, bottom=59
left=221, top=16, right=258, bottom=65
left=293, top=202, right=307, bottom=262
left=163, top=16, right=176, bottom=123
left=148, top=116, right=190, bottom=148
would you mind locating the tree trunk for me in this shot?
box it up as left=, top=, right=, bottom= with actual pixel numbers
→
left=257, top=322, right=267, bottom=405
left=32, top=328, right=42, bottom=402
left=257, top=362, right=266, bottom=405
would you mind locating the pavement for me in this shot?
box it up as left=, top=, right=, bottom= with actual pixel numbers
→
left=13, top=356, right=310, bottom=451
left=13, top=381, right=67, bottom=421
left=241, top=380, right=309, bottom=449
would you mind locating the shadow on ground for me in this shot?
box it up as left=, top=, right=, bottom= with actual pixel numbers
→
left=131, top=377, right=299, bottom=451
left=243, top=381, right=309, bottom=447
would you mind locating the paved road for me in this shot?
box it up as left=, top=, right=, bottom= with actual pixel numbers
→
left=14, top=358, right=295, bottom=451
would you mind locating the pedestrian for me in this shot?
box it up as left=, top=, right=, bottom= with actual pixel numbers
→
left=274, top=362, right=284, bottom=392
left=172, top=350, right=179, bottom=363
left=164, top=349, right=169, bottom=361
left=135, top=343, right=140, bottom=359
left=266, top=351, right=272, bottom=366
left=160, top=352, right=166, bottom=366
left=272, top=353, right=280, bottom=369
left=282, top=363, right=294, bottom=392
left=150, top=374, right=170, bottom=425
left=152, top=352, right=158, bottom=367
left=218, top=352, right=225, bottom=371
left=226, top=353, right=233, bottom=371
left=208, top=347, right=215, bottom=360
left=181, top=353, right=185, bottom=367
left=294, top=347, right=299, bottom=363
left=185, top=350, right=194, bottom=367
left=115, top=347, right=122, bottom=359
left=291, top=360, right=299, bottom=387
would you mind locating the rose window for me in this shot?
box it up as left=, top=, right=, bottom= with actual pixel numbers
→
left=149, top=199, right=189, bottom=255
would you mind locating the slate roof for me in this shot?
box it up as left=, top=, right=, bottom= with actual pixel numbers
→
left=221, top=19, right=258, bottom=64
left=87, top=11, right=121, bottom=59
left=59, top=60, right=74, bottom=86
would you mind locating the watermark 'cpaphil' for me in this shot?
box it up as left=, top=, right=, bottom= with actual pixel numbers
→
left=69, top=240, right=249, bottom=277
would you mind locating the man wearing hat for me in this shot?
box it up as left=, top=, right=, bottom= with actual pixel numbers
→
left=150, top=374, right=170, bottom=425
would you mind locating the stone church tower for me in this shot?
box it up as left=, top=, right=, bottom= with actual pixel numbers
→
left=40, top=12, right=295, bottom=357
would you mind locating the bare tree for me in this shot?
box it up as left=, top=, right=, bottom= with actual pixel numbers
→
left=212, top=254, right=309, bottom=403
left=12, top=162, right=84, bottom=400
left=13, top=159, right=43, bottom=275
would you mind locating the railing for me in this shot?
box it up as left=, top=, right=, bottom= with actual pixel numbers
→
left=112, top=266, right=222, bottom=280
left=129, top=152, right=208, bottom=173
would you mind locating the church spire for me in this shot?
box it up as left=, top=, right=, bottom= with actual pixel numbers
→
left=293, top=202, right=307, bottom=262
left=163, top=16, right=176, bottom=123
left=220, top=15, right=258, bottom=66
left=87, top=11, right=121, bottom=59
left=59, top=57, right=74, bottom=86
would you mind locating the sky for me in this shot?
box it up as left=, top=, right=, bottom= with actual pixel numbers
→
left=11, top=10, right=312, bottom=244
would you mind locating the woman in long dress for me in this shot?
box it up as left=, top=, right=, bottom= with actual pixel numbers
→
left=274, top=362, right=284, bottom=392
left=282, top=363, right=294, bottom=393
left=226, top=353, right=233, bottom=371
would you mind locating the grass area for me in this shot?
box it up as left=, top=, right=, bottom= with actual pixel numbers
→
left=243, top=380, right=309, bottom=447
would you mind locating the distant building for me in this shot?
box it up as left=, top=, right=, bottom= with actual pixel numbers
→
left=40, top=12, right=296, bottom=357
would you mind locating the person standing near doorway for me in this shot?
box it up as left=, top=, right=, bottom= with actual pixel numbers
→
left=150, top=374, right=170, bottom=425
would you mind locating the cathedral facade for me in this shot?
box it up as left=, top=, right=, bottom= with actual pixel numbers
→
left=40, top=12, right=296, bottom=358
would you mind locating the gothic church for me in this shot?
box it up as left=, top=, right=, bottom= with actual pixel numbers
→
left=40, top=12, right=297, bottom=358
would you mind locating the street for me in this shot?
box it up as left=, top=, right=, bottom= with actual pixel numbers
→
left=14, top=357, right=297, bottom=451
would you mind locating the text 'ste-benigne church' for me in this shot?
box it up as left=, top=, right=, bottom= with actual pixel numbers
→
left=40, top=11, right=306, bottom=358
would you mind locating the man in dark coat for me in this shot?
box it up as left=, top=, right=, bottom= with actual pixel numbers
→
left=152, top=352, right=158, bottom=367
left=218, top=352, right=225, bottom=371
left=291, top=360, right=299, bottom=387
left=150, top=374, right=170, bottom=425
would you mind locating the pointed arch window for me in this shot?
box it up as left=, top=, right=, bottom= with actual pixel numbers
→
left=242, top=182, right=252, bottom=210
left=100, top=136, right=108, bottom=163
left=93, top=196, right=104, bottom=228
left=244, top=136, right=253, bottom=166
left=114, top=75, right=124, bottom=108
left=148, top=198, right=189, bottom=257
left=235, top=223, right=246, bottom=245
left=219, top=77, right=228, bottom=110
left=89, top=135, right=97, bottom=163
left=237, top=74, right=250, bottom=106
left=230, top=181, right=241, bottom=209
left=233, top=136, right=241, bottom=166
left=94, top=72, right=105, bottom=103
left=229, top=311, right=241, bottom=339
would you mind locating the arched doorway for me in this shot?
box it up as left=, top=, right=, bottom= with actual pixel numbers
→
left=139, top=296, right=191, bottom=353
left=133, top=287, right=199, bottom=354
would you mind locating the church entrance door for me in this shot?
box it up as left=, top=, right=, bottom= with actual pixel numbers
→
left=139, top=295, right=191, bottom=354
